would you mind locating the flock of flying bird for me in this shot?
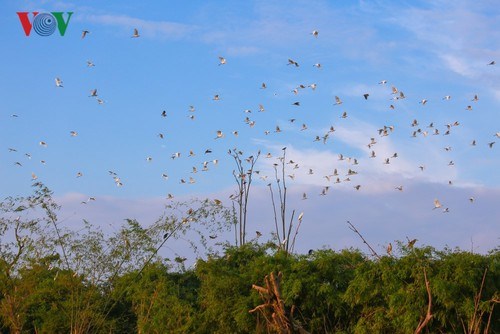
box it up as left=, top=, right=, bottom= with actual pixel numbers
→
left=6, top=26, right=499, bottom=253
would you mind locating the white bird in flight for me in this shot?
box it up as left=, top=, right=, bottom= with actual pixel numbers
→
left=215, top=130, right=224, bottom=139
left=433, top=199, right=442, bottom=210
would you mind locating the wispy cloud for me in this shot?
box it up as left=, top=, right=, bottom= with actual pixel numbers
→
left=224, top=46, right=261, bottom=57
left=82, top=14, right=196, bottom=39
left=440, top=54, right=477, bottom=78
left=387, top=1, right=500, bottom=97
left=196, top=1, right=390, bottom=62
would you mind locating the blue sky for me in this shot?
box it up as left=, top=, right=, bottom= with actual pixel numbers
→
left=1, top=0, right=499, bottom=258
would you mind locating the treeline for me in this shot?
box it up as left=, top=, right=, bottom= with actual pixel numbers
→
left=0, top=183, right=498, bottom=333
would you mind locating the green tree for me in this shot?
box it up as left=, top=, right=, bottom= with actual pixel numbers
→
left=113, top=262, right=197, bottom=333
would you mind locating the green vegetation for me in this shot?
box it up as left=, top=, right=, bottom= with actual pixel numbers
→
left=0, top=183, right=498, bottom=333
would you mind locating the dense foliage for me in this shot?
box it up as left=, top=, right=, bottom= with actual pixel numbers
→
left=0, top=184, right=498, bottom=333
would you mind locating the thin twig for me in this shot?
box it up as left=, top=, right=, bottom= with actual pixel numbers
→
left=484, top=298, right=498, bottom=334
left=243, top=151, right=259, bottom=245
left=285, top=210, right=295, bottom=253
left=231, top=202, right=238, bottom=246
left=470, top=267, right=488, bottom=333
left=6, top=221, right=24, bottom=278
left=268, top=184, right=281, bottom=242
left=101, top=218, right=184, bottom=322
left=346, top=221, right=381, bottom=259
left=281, top=150, right=287, bottom=244
left=274, top=165, right=285, bottom=243
left=231, top=169, right=244, bottom=246
left=290, top=217, right=303, bottom=254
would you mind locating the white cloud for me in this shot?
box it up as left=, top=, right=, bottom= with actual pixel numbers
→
left=439, top=54, right=476, bottom=78
left=39, top=174, right=499, bottom=266
left=253, top=117, right=468, bottom=195
left=236, top=181, right=500, bottom=256
left=224, top=46, right=262, bottom=57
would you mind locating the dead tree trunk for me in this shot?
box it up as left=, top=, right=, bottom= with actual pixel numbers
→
left=249, top=272, right=310, bottom=334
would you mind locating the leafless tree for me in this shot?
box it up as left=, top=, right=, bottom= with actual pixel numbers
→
left=229, top=148, right=260, bottom=246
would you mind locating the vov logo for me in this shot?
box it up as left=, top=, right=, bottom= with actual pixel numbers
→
left=17, top=12, right=73, bottom=36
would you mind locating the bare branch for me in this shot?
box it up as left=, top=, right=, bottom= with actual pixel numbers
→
left=347, top=221, right=381, bottom=259
left=285, top=210, right=295, bottom=252
left=414, top=267, right=433, bottom=334
left=290, top=215, right=304, bottom=254
left=469, top=267, right=488, bottom=333
left=268, top=183, right=281, bottom=242
left=229, top=148, right=259, bottom=246
left=5, top=220, right=25, bottom=278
